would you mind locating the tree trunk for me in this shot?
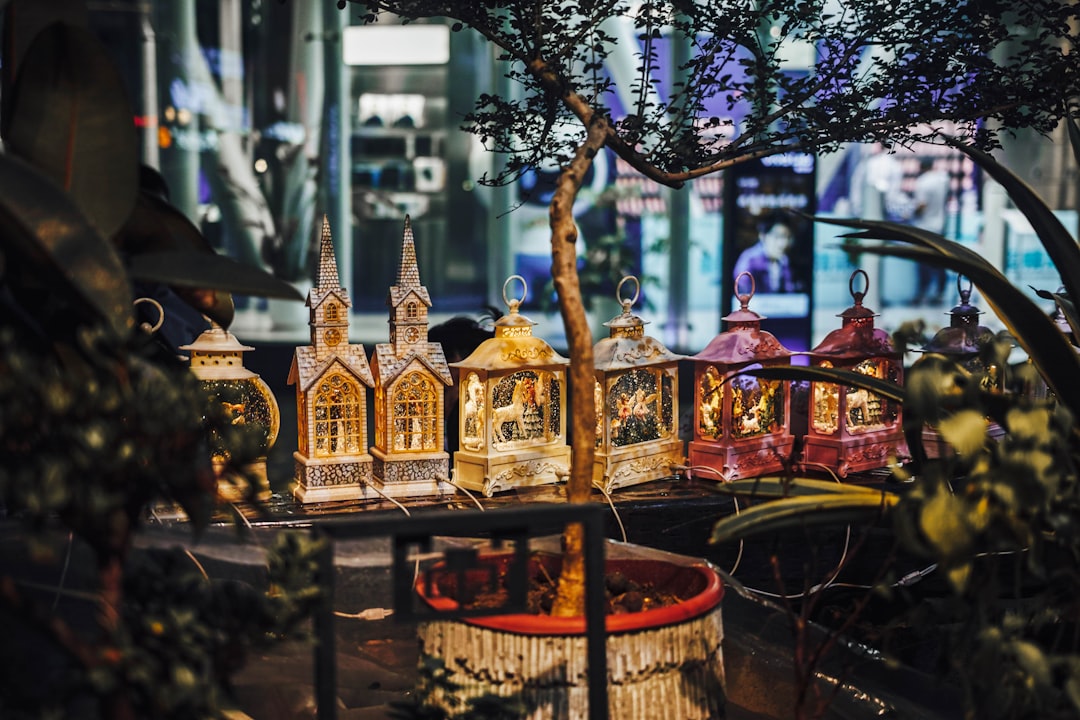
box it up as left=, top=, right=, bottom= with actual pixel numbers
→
left=550, top=116, right=608, bottom=618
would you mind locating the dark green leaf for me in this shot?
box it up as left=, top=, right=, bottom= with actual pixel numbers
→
left=0, top=152, right=131, bottom=337
left=128, top=251, right=306, bottom=302
left=1, top=0, right=88, bottom=135
left=5, top=22, right=138, bottom=240
left=116, top=191, right=237, bottom=328
left=735, top=364, right=906, bottom=404
left=1067, top=115, right=1080, bottom=174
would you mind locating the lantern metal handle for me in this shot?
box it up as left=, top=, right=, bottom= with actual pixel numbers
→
left=502, top=274, right=528, bottom=313
left=849, top=269, right=869, bottom=304
left=133, top=297, right=165, bottom=334
left=734, top=271, right=755, bottom=307
left=956, top=273, right=973, bottom=302
left=616, top=275, right=640, bottom=313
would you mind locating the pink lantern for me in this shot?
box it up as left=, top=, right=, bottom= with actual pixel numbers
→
left=688, top=273, right=794, bottom=481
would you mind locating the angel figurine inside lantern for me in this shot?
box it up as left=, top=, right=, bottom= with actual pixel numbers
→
left=803, top=270, right=905, bottom=477
left=593, top=276, right=685, bottom=492
left=688, top=272, right=794, bottom=481
left=451, top=276, right=571, bottom=496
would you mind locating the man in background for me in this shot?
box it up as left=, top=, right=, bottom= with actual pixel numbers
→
left=911, top=157, right=951, bottom=305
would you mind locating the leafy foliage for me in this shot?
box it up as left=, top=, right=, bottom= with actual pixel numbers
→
left=351, top=0, right=1079, bottom=187
left=0, top=6, right=315, bottom=719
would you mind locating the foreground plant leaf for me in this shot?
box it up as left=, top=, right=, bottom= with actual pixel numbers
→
left=706, top=476, right=888, bottom=499
left=5, top=22, right=137, bottom=240
left=710, top=491, right=899, bottom=544
left=128, top=251, right=305, bottom=302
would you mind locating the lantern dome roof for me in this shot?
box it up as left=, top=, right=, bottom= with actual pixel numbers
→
left=810, top=270, right=896, bottom=359
left=692, top=273, right=791, bottom=365
left=452, top=275, right=568, bottom=371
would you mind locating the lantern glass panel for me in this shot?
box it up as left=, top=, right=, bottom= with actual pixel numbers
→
left=731, top=372, right=784, bottom=439
left=461, top=372, right=485, bottom=451
left=391, top=371, right=439, bottom=451
left=812, top=361, right=840, bottom=435
left=846, top=359, right=900, bottom=434
left=607, top=368, right=670, bottom=448
left=314, top=373, right=363, bottom=455
left=699, top=365, right=724, bottom=440
left=490, top=370, right=560, bottom=448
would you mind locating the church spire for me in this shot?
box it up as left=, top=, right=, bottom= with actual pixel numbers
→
left=314, top=215, right=340, bottom=291
left=397, top=215, right=420, bottom=288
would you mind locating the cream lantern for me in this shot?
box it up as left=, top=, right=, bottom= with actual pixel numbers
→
left=802, top=270, right=904, bottom=477
left=687, top=273, right=794, bottom=481
left=592, top=276, right=685, bottom=492
left=181, top=322, right=280, bottom=502
left=450, top=276, right=571, bottom=496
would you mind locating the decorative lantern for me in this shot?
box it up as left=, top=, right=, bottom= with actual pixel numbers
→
left=451, top=275, right=571, bottom=497
left=592, top=276, right=685, bottom=492
left=802, top=270, right=904, bottom=477
left=289, top=216, right=375, bottom=504
left=921, top=275, right=1000, bottom=386
left=918, top=275, right=1005, bottom=456
left=181, top=322, right=280, bottom=502
left=370, top=216, right=453, bottom=498
left=687, top=272, right=794, bottom=481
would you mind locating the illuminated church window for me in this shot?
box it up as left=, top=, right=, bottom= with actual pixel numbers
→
left=392, top=371, right=438, bottom=451
left=313, top=373, right=362, bottom=456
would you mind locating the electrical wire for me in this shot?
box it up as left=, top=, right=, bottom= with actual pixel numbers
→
left=365, top=482, right=412, bottom=516
left=332, top=481, right=414, bottom=620
left=437, top=475, right=486, bottom=511
left=592, top=482, right=628, bottom=543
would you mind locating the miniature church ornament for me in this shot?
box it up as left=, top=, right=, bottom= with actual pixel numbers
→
left=593, top=276, right=685, bottom=492
left=687, top=272, right=794, bottom=481
left=180, top=322, right=280, bottom=502
left=289, top=216, right=375, bottom=504
left=370, top=216, right=453, bottom=497
left=802, top=270, right=905, bottom=477
left=450, top=275, right=571, bottom=496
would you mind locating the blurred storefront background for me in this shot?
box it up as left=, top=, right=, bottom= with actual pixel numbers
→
left=76, top=1, right=1078, bottom=354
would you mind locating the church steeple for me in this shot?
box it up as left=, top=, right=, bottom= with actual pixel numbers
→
left=387, top=215, right=431, bottom=353
left=314, top=214, right=342, bottom=293
left=397, top=215, right=421, bottom=288
left=307, top=215, right=350, bottom=361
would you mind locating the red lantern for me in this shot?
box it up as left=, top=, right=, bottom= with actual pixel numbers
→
left=802, top=270, right=905, bottom=477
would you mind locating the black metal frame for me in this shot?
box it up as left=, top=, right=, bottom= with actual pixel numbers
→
left=309, top=502, right=610, bottom=720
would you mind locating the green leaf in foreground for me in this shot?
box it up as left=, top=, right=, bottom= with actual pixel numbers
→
left=710, top=491, right=899, bottom=544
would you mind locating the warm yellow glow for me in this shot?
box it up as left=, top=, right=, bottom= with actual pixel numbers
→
left=314, top=373, right=363, bottom=456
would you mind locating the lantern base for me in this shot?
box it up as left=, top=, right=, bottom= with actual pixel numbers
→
left=293, top=450, right=374, bottom=504
left=594, top=440, right=685, bottom=493
left=452, top=447, right=572, bottom=497
left=687, top=436, right=794, bottom=482
left=801, top=432, right=906, bottom=478
left=371, top=448, right=453, bottom=499
left=921, top=421, right=1005, bottom=460
left=214, top=457, right=271, bottom=503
